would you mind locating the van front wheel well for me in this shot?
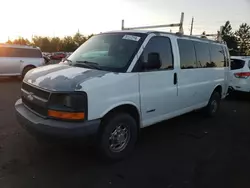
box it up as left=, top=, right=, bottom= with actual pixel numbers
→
left=101, top=104, right=140, bottom=132
left=214, top=85, right=222, bottom=98
left=97, top=105, right=140, bottom=160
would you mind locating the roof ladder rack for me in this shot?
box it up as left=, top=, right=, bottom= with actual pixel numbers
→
left=193, top=26, right=224, bottom=43
left=121, top=12, right=185, bottom=34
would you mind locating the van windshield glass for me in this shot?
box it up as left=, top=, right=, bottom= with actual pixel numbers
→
left=68, top=33, right=146, bottom=72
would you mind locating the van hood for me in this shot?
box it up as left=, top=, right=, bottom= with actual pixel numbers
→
left=23, top=64, right=111, bottom=91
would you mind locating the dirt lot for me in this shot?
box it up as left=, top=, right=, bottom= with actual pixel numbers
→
left=0, top=78, right=250, bottom=188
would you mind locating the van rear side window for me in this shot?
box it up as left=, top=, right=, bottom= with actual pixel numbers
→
left=178, top=39, right=197, bottom=69
left=193, top=41, right=210, bottom=68
left=209, top=44, right=225, bottom=67
left=230, top=59, right=245, bottom=70
left=0, top=47, right=42, bottom=58
left=223, top=46, right=230, bottom=67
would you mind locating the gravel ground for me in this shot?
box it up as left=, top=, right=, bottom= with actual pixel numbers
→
left=0, top=78, right=250, bottom=188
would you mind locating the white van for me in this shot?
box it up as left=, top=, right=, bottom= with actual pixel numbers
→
left=229, top=56, right=250, bottom=93
left=0, top=44, right=45, bottom=78
left=15, top=30, right=230, bottom=160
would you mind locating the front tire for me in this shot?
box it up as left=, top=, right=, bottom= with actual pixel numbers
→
left=22, top=66, right=35, bottom=79
left=97, top=113, right=138, bottom=161
left=204, top=91, right=221, bottom=117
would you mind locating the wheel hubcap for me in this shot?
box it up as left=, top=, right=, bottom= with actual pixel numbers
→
left=109, top=124, right=130, bottom=152
left=211, top=100, right=218, bottom=113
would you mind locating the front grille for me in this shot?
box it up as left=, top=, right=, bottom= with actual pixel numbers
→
left=21, top=82, right=50, bottom=117
left=22, top=97, right=47, bottom=117
left=22, top=82, right=50, bottom=100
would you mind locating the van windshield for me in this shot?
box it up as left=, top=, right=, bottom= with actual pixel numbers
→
left=67, top=33, right=146, bottom=72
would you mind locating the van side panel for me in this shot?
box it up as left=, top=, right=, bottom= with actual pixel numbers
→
left=0, top=46, right=44, bottom=76
left=0, top=57, right=21, bottom=75
left=21, top=57, right=44, bottom=72
left=78, top=73, right=140, bottom=122
left=171, top=35, right=226, bottom=110
left=178, top=68, right=225, bottom=107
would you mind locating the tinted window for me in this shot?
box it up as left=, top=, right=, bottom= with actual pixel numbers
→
left=210, top=44, right=225, bottom=67
left=248, top=60, right=250, bottom=69
left=137, top=36, right=173, bottom=71
left=0, top=47, right=42, bottom=58
left=230, top=59, right=245, bottom=70
left=178, top=39, right=197, bottom=69
left=193, top=41, right=210, bottom=68
left=0, top=47, right=12, bottom=57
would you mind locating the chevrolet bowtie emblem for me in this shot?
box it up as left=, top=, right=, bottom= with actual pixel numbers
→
left=27, top=92, right=34, bottom=101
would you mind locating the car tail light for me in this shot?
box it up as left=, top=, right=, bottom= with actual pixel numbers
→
left=234, top=72, right=250, bottom=79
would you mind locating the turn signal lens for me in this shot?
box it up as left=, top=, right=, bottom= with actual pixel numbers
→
left=48, top=110, right=85, bottom=120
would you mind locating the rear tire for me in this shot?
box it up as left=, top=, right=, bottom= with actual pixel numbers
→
left=97, top=113, right=138, bottom=161
left=22, top=66, right=35, bottom=79
left=204, top=91, right=221, bottom=117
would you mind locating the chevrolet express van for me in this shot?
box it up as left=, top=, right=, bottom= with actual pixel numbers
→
left=15, top=30, right=230, bottom=160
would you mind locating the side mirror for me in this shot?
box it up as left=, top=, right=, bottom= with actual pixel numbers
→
left=144, top=52, right=161, bottom=70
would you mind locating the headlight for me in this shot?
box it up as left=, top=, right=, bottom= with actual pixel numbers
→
left=63, top=95, right=72, bottom=108
left=48, top=92, right=87, bottom=121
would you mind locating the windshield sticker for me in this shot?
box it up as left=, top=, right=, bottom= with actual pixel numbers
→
left=122, top=35, right=141, bottom=41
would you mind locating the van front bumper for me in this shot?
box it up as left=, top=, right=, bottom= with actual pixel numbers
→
left=15, top=99, right=101, bottom=139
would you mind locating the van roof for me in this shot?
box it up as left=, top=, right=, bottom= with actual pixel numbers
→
left=0, top=43, right=40, bottom=50
left=231, top=56, right=250, bottom=60
left=103, top=30, right=226, bottom=46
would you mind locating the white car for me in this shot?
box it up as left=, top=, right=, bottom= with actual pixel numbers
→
left=229, top=56, right=250, bottom=93
left=0, top=44, right=45, bottom=78
left=15, top=30, right=230, bottom=160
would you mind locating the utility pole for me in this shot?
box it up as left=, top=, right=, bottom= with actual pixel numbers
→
left=190, top=17, right=194, bottom=35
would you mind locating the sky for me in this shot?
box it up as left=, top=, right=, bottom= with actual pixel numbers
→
left=0, top=0, right=250, bottom=42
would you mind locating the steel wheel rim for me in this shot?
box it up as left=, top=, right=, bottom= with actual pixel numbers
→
left=211, top=100, right=218, bottom=113
left=109, top=123, right=130, bottom=153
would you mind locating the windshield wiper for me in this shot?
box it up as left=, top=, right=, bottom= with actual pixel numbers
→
left=75, top=61, right=102, bottom=70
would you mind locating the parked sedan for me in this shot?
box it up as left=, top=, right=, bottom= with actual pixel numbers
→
left=50, top=52, right=66, bottom=60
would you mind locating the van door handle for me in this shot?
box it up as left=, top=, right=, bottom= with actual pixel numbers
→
left=173, top=73, right=177, bottom=85
left=20, top=60, right=24, bottom=63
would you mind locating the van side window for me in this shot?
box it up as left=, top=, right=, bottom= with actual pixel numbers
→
left=210, top=44, right=225, bottom=67
left=223, top=46, right=230, bottom=67
left=0, top=47, right=42, bottom=58
left=0, top=47, right=12, bottom=57
left=177, top=39, right=197, bottom=69
left=193, top=41, right=211, bottom=68
left=137, top=36, right=173, bottom=72
left=14, top=48, right=42, bottom=58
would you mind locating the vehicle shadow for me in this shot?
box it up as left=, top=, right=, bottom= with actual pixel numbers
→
left=2, top=100, right=244, bottom=188
left=226, top=92, right=250, bottom=101
left=0, top=77, right=21, bottom=83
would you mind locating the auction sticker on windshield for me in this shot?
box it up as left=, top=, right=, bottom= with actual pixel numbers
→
left=122, top=35, right=141, bottom=41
